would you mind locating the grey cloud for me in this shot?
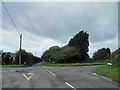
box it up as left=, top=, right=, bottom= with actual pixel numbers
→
left=2, top=2, right=118, bottom=56
left=3, top=2, right=118, bottom=44
left=17, top=3, right=117, bottom=42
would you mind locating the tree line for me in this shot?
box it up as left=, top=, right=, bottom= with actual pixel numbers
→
left=41, top=30, right=119, bottom=67
left=1, top=50, right=42, bottom=66
left=1, top=30, right=119, bottom=66
left=41, top=31, right=90, bottom=63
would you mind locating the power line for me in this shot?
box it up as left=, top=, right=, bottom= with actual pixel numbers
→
left=1, top=0, right=23, bottom=64
left=1, top=0, right=20, bottom=35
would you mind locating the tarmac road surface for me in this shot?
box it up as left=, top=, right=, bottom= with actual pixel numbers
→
left=1, top=65, right=119, bottom=89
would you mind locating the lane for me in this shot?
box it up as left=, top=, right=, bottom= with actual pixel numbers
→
left=65, top=82, right=77, bottom=90
left=2, top=65, right=119, bottom=89
left=26, top=67, right=69, bottom=88
left=47, top=70, right=56, bottom=76
left=46, top=66, right=119, bottom=88
left=2, top=66, right=69, bottom=88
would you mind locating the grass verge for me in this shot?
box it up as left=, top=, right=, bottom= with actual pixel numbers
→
left=2, top=64, right=29, bottom=68
left=95, top=65, right=119, bottom=82
left=43, top=62, right=106, bottom=67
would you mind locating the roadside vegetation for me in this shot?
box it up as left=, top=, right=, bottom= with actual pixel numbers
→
left=1, top=50, right=42, bottom=66
left=41, top=31, right=90, bottom=63
left=43, top=60, right=107, bottom=67
left=95, top=65, right=119, bottom=82
left=41, top=31, right=111, bottom=67
left=95, top=48, right=120, bottom=82
left=43, top=62, right=105, bottom=67
left=2, top=64, right=29, bottom=68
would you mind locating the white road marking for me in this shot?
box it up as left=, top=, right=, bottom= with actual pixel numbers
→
left=65, top=82, right=77, bottom=90
left=48, top=70, right=56, bottom=76
left=22, top=73, right=34, bottom=80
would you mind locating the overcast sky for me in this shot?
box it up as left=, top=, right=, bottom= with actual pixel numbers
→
left=1, top=2, right=118, bottom=57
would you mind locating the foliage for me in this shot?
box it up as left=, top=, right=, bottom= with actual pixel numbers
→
left=41, top=46, right=66, bottom=63
left=2, top=52, right=14, bottom=65
left=15, top=50, right=42, bottom=66
left=68, top=31, right=89, bottom=61
left=43, top=62, right=106, bottom=67
left=61, top=45, right=81, bottom=63
left=42, top=30, right=90, bottom=63
left=92, top=48, right=111, bottom=60
left=110, top=48, right=120, bottom=67
left=2, top=64, right=29, bottom=68
left=95, top=65, right=119, bottom=81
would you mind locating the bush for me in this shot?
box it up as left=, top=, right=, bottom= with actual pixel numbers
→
left=112, top=54, right=120, bottom=67
left=92, top=48, right=111, bottom=60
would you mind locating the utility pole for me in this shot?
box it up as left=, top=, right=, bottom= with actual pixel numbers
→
left=19, top=34, right=22, bottom=64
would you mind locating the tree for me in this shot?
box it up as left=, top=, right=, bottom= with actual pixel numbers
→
left=2, top=52, right=13, bottom=65
left=61, top=45, right=80, bottom=63
left=92, top=48, right=111, bottom=60
left=68, top=31, right=90, bottom=61
left=110, top=48, right=120, bottom=67
left=41, top=46, right=66, bottom=63
left=15, top=49, right=41, bottom=66
left=42, top=31, right=90, bottom=63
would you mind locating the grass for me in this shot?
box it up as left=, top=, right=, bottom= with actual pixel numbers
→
left=95, top=65, right=119, bottom=82
left=2, top=64, right=29, bottom=68
left=42, top=61, right=106, bottom=67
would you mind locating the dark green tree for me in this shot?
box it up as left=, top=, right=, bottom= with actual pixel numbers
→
left=15, top=50, right=42, bottom=66
left=2, top=52, right=13, bottom=65
left=110, top=48, right=120, bottom=67
left=68, top=31, right=90, bottom=61
left=92, top=48, right=111, bottom=60
left=41, top=46, right=66, bottom=63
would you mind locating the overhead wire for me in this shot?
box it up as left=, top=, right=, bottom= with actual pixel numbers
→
left=1, top=0, right=21, bottom=35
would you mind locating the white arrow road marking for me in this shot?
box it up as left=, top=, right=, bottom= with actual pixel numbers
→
left=65, top=82, right=77, bottom=90
left=22, top=73, right=34, bottom=80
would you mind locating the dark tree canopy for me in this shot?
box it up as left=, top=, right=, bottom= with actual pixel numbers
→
left=110, top=48, right=120, bottom=67
left=2, top=52, right=14, bottom=65
left=68, top=31, right=89, bottom=61
left=41, top=46, right=66, bottom=63
left=41, top=31, right=90, bottom=63
left=15, top=50, right=42, bottom=66
left=92, top=48, right=111, bottom=60
left=69, top=31, right=89, bottom=52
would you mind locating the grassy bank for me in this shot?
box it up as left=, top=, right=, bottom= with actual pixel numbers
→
left=43, top=61, right=106, bottom=67
left=95, top=65, right=119, bottom=82
left=2, top=64, right=29, bottom=68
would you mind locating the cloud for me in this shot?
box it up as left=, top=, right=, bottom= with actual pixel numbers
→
left=2, top=2, right=118, bottom=57
left=89, top=35, right=118, bottom=57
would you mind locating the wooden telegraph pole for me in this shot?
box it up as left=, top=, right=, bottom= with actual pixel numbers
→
left=19, top=34, right=22, bottom=64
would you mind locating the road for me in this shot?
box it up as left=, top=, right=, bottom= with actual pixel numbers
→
left=1, top=65, right=119, bottom=89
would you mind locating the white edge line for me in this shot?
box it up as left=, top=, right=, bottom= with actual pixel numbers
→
left=48, top=70, right=56, bottom=76
left=65, top=82, right=77, bottom=90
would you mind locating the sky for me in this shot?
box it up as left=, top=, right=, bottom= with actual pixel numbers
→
left=1, top=2, right=118, bottom=57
